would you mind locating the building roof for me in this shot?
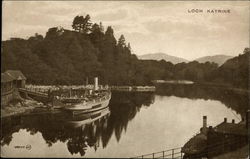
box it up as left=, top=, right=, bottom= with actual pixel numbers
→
left=1, top=72, right=14, bottom=83
left=214, top=122, right=247, bottom=136
left=182, top=133, right=207, bottom=154
left=5, top=70, right=26, bottom=80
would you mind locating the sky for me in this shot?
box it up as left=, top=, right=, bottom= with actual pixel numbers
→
left=2, top=1, right=249, bottom=60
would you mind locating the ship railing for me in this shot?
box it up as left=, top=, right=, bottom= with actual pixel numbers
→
left=56, top=91, right=110, bottom=104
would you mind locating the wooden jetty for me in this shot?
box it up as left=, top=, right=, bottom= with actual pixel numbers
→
left=18, top=87, right=52, bottom=105
left=19, top=88, right=48, bottom=98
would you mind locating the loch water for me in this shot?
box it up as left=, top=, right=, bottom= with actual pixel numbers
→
left=1, top=84, right=248, bottom=158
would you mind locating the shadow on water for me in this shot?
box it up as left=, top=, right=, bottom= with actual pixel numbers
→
left=0, top=92, right=155, bottom=156
left=155, top=84, right=249, bottom=118
left=1, top=85, right=248, bottom=156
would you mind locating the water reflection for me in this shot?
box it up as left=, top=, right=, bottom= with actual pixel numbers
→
left=1, top=85, right=248, bottom=157
left=1, top=109, right=110, bottom=156
left=107, top=92, right=155, bottom=143
left=155, top=84, right=248, bottom=118
left=1, top=92, right=155, bottom=157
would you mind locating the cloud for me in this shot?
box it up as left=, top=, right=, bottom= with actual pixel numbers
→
left=95, top=9, right=128, bottom=21
left=2, top=1, right=249, bottom=60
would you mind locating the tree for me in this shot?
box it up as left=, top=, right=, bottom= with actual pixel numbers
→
left=72, top=15, right=84, bottom=32
left=82, top=14, right=92, bottom=33
left=99, top=22, right=104, bottom=33
left=72, top=15, right=92, bottom=34
left=104, top=26, right=116, bottom=45
left=105, top=26, right=114, bottom=37
left=4, top=12, right=248, bottom=87
left=91, top=23, right=101, bottom=33
left=118, top=35, right=126, bottom=48
left=125, top=42, right=132, bottom=55
left=127, top=43, right=131, bottom=51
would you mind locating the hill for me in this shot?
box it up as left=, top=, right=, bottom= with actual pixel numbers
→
left=210, top=48, right=250, bottom=88
left=138, top=53, right=189, bottom=64
left=1, top=15, right=177, bottom=86
left=1, top=26, right=140, bottom=85
left=194, top=55, right=233, bottom=66
left=1, top=14, right=248, bottom=89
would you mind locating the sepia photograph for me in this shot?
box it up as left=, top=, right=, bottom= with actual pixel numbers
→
left=1, top=0, right=249, bottom=158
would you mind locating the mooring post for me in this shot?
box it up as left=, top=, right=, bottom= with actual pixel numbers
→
left=152, top=153, right=154, bottom=159
left=163, top=151, right=165, bottom=158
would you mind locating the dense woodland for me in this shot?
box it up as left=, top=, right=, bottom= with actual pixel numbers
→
left=1, top=15, right=249, bottom=89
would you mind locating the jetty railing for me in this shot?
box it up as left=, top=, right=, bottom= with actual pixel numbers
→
left=132, top=147, right=183, bottom=159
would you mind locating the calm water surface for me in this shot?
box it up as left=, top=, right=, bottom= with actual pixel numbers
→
left=1, top=85, right=248, bottom=157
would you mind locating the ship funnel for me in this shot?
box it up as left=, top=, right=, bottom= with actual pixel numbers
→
left=94, top=77, right=99, bottom=91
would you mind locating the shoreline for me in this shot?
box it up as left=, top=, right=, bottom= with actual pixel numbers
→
left=110, top=86, right=156, bottom=92
left=2, top=82, right=248, bottom=118
left=154, top=81, right=249, bottom=94
left=194, top=82, right=249, bottom=94
left=1, top=99, right=46, bottom=118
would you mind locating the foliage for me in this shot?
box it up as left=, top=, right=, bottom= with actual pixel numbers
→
left=72, top=15, right=92, bottom=34
left=209, top=48, right=250, bottom=88
left=1, top=14, right=249, bottom=89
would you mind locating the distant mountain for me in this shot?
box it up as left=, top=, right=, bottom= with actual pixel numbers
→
left=194, top=55, right=233, bottom=66
left=138, top=53, right=189, bottom=64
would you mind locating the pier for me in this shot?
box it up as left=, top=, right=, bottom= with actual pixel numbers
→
left=19, top=87, right=48, bottom=98
left=18, top=87, right=51, bottom=105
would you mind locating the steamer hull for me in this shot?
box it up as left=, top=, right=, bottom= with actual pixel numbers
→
left=59, top=91, right=111, bottom=115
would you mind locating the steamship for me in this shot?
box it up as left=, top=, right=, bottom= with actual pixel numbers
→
left=65, top=107, right=110, bottom=128
left=53, top=77, right=111, bottom=114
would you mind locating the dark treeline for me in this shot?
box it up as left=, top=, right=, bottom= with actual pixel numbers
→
left=1, top=14, right=249, bottom=89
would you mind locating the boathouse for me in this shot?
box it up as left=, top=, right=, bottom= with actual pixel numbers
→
left=1, top=70, right=26, bottom=106
left=5, top=70, right=26, bottom=88
left=1, top=72, right=14, bottom=106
